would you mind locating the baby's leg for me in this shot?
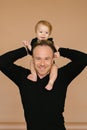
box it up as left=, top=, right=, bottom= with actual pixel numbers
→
left=45, top=63, right=58, bottom=90
left=27, top=59, right=37, bottom=81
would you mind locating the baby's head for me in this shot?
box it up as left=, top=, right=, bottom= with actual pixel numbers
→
left=35, top=20, right=52, bottom=40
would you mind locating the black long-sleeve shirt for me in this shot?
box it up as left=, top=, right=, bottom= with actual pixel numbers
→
left=0, top=47, right=87, bottom=130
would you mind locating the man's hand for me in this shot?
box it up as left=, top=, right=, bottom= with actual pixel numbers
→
left=22, top=40, right=32, bottom=51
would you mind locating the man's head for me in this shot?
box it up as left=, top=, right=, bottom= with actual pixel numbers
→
left=32, top=40, right=56, bottom=78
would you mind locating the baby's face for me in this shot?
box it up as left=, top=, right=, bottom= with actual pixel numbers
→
left=36, top=24, right=50, bottom=40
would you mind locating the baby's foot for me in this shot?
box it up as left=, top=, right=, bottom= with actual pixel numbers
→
left=45, top=82, right=53, bottom=91
left=27, top=74, right=37, bottom=81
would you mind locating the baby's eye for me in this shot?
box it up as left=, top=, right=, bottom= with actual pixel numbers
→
left=40, top=31, right=42, bottom=33
left=46, top=32, right=49, bottom=34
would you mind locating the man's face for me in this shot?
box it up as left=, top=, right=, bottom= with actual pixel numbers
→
left=32, top=45, right=54, bottom=79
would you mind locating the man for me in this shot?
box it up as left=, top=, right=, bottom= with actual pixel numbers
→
left=0, top=40, right=87, bottom=130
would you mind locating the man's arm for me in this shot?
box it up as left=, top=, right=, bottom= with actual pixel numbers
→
left=58, top=47, right=87, bottom=64
left=0, top=47, right=29, bottom=86
left=0, top=47, right=27, bottom=69
left=58, top=48, right=87, bottom=85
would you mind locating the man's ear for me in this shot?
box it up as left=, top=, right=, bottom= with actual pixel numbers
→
left=53, top=60, right=55, bottom=64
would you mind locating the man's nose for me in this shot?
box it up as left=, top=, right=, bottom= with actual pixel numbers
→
left=40, top=60, right=45, bottom=65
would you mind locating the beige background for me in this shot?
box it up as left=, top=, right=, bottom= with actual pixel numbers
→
left=0, top=0, right=87, bottom=129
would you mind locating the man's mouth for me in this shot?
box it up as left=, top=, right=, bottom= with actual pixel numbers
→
left=39, top=67, right=46, bottom=71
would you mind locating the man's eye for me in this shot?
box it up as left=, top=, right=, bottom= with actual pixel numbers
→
left=45, top=58, right=50, bottom=60
left=36, top=58, right=41, bottom=60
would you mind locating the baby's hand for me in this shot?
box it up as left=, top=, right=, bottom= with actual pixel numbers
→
left=55, top=44, right=59, bottom=51
left=22, top=40, right=31, bottom=51
left=54, top=44, right=60, bottom=58
left=54, top=52, right=60, bottom=58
